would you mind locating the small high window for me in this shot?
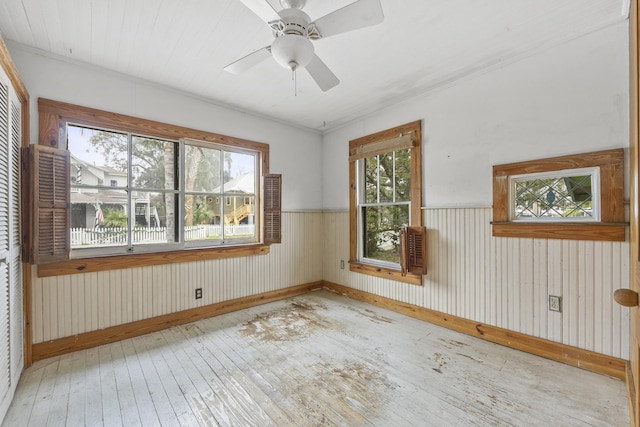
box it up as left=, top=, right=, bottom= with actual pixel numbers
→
left=492, top=149, right=625, bottom=241
left=511, top=168, right=599, bottom=221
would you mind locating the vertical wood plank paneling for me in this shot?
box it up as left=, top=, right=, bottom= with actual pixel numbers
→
left=33, top=212, right=325, bottom=343
left=322, top=208, right=629, bottom=360
left=30, top=209, right=630, bottom=360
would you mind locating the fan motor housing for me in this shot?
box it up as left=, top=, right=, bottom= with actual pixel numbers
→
left=273, top=8, right=312, bottom=37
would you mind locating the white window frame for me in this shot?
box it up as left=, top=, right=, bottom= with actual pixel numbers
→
left=356, top=154, right=412, bottom=270
left=509, top=167, right=600, bottom=223
left=68, top=125, right=262, bottom=258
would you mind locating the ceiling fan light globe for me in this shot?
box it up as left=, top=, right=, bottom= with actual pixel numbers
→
left=271, top=34, right=314, bottom=69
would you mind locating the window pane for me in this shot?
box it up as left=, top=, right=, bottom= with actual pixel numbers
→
left=70, top=187, right=128, bottom=249
left=184, top=194, right=222, bottom=243
left=68, top=125, right=127, bottom=187
left=364, top=156, right=378, bottom=204
left=379, top=153, right=394, bottom=203
left=362, top=204, right=409, bottom=264
left=186, top=145, right=222, bottom=193
left=224, top=151, right=256, bottom=193
left=131, top=136, right=177, bottom=190
left=362, top=149, right=411, bottom=204
left=514, top=174, right=594, bottom=219
left=395, top=148, right=411, bottom=202
left=132, top=191, right=177, bottom=245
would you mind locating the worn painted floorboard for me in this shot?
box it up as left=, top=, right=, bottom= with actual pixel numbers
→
left=1, top=290, right=630, bottom=426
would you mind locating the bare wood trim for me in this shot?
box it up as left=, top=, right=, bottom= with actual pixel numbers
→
left=32, top=281, right=325, bottom=361
left=0, top=36, right=29, bottom=103
left=349, top=121, right=423, bottom=284
left=38, top=98, right=270, bottom=154
left=38, top=110, right=61, bottom=148
left=492, top=148, right=626, bottom=241
left=349, top=262, right=422, bottom=286
left=627, top=361, right=638, bottom=427
left=349, top=159, right=357, bottom=265
left=37, top=244, right=270, bottom=278
left=323, top=282, right=627, bottom=380
left=349, top=120, right=421, bottom=153
left=493, top=149, right=624, bottom=177
left=492, top=223, right=627, bottom=241
left=630, top=1, right=640, bottom=425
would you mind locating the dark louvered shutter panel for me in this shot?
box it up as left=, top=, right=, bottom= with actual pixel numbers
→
left=401, top=226, right=427, bottom=275
left=263, top=174, right=282, bottom=244
left=24, top=145, right=70, bottom=264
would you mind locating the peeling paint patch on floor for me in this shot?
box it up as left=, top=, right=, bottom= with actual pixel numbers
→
left=239, top=300, right=341, bottom=342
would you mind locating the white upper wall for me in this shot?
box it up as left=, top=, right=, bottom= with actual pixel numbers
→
left=7, top=43, right=324, bottom=211
left=322, top=22, right=630, bottom=210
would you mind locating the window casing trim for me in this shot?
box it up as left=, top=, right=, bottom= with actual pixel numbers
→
left=35, top=98, right=276, bottom=274
left=509, top=166, right=601, bottom=222
left=492, top=149, right=626, bottom=241
left=349, top=120, right=423, bottom=285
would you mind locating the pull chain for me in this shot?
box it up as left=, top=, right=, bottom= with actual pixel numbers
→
left=289, top=61, right=298, bottom=97
left=292, top=67, right=297, bottom=96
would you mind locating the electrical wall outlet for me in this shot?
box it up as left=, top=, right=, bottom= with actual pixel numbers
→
left=195, top=288, right=203, bottom=300
left=340, top=260, right=345, bottom=269
left=548, top=295, right=561, bottom=312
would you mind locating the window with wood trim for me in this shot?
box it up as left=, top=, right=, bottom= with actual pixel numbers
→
left=25, top=98, right=281, bottom=267
left=492, top=149, right=625, bottom=241
left=349, top=120, right=426, bottom=285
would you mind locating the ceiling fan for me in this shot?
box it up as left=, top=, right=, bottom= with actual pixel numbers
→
left=224, top=0, right=384, bottom=92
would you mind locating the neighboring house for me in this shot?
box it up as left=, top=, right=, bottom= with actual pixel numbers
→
left=208, top=173, right=256, bottom=225
left=70, top=155, right=159, bottom=228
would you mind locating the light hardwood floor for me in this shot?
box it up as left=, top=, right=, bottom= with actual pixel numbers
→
left=2, top=290, right=630, bottom=426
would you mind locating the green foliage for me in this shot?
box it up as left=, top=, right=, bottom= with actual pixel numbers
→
left=103, top=208, right=128, bottom=228
left=362, top=148, right=411, bottom=264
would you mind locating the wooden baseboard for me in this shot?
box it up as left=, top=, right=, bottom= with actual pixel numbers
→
left=322, top=281, right=627, bottom=380
left=31, top=279, right=627, bottom=382
left=31, top=281, right=324, bottom=362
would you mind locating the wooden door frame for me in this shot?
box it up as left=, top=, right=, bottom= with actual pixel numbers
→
left=630, top=0, right=640, bottom=425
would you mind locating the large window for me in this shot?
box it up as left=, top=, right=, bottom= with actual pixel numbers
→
left=349, top=120, right=425, bottom=285
left=67, top=126, right=260, bottom=256
left=26, top=99, right=281, bottom=272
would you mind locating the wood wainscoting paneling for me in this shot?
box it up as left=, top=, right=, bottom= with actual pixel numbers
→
left=31, top=278, right=626, bottom=381
left=323, top=282, right=626, bottom=380
left=324, top=208, right=630, bottom=361
left=32, top=282, right=324, bottom=361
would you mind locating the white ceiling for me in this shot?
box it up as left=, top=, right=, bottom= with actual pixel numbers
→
left=0, top=0, right=629, bottom=133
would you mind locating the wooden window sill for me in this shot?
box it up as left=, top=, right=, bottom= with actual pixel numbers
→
left=349, top=261, right=423, bottom=286
left=491, top=222, right=627, bottom=241
left=37, top=244, right=270, bottom=278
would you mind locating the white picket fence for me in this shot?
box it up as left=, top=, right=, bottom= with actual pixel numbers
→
left=71, top=224, right=255, bottom=247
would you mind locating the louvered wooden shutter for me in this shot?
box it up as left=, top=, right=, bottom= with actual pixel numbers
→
left=9, top=97, right=22, bottom=378
left=22, top=144, right=70, bottom=264
left=0, top=79, right=9, bottom=412
left=263, top=174, right=282, bottom=244
left=400, top=226, right=427, bottom=275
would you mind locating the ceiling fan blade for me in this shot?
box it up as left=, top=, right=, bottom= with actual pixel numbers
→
left=311, top=0, right=384, bottom=39
left=237, top=0, right=281, bottom=23
left=305, top=55, right=340, bottom=92
left=224, top=46, right=272, bottom=74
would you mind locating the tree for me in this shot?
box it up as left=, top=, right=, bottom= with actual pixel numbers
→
left=362, top=149, right=411, bottom=263
left=88, top=132, right=237, bottom=234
